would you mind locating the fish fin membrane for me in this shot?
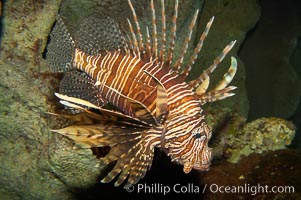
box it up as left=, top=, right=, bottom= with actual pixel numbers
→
left=74, top=16, right=126, bottom=54
left=52, top=114, right=153, bottom=186
left=53, top=124, right=142, bottom=148
left=46, top=16, right=74, bottom=72
left=46, top=16, right=125, bottom=72
left=59, top=70, right=107, bottom=109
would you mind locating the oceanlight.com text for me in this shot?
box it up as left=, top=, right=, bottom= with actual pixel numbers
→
left=124, top=183, right=295, bottom=196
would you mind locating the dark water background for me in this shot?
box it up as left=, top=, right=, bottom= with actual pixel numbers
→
left=239, top=0, right=301, bottom=152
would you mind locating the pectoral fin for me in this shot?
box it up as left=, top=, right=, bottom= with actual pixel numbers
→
left=143, top=70, right=168, bottom=124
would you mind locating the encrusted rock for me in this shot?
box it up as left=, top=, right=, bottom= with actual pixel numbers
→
left=226, top=117, right=296, bottom=163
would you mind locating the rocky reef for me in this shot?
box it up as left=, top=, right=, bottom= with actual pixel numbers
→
left=0, top=0, right=299, bottom=199
left=0, top=0, right=100, bottom=199
left=220, top=117, right=295, bottom=163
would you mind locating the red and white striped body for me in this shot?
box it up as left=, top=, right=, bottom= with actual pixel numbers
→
left=74, top=47, right=212, bottom=172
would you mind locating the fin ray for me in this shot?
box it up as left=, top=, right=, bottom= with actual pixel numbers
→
left=54, top=93, right=151, bottom=127
left=188, top=40, right=237, bottom=90
left=213, top=56, right=237, bottom=91
left=182, top=16, right=215, bottom=78
left=173, top=10, right=199, bottom=72
left=101, top=136, right=154, bottom=187
left=195, top=76, right=210, bottom=94
left=198, top=86, right=237, bottom=104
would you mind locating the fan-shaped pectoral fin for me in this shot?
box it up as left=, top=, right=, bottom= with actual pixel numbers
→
left=143, top=70, right=168, bottom=124
left=51, top=121, right=144, bottom=149
left=50, top=99, right=149, bottom=148
left=101, top=131, right=156, bottom=187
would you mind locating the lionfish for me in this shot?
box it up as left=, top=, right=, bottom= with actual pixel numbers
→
left=47, top=0, right=237, bottom=187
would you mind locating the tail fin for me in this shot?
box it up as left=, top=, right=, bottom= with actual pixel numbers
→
left=46, top=16, right=75, bottom=72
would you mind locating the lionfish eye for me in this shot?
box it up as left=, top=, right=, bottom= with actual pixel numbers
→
left=194, top=133, right=201, bottom=139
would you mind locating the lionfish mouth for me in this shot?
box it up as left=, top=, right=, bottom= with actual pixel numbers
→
left=183, top=161, right=211, bottom=174
left=192, top=163, right=210, bottom=171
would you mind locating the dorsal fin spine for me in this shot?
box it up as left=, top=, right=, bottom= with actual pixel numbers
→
left=159, top=0, right=166, bottom=62
left=173, top=9, right=199, bottom=72
left=150, top=0, right=158, bottom=59
left=167, top=0, right=178, bottom=65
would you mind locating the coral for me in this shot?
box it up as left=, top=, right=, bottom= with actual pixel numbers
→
left=226, top=117, right=296, bottom=163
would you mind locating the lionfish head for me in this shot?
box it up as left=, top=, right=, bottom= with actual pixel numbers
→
left=182, top=122, right=212, bottom=173
left=167, top=117, right=213, bottom=174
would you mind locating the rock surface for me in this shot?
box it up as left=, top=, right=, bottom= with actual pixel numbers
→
left=239, top=0, right=301, bottom=119
left=226, top=117, right=296, bottom=163
left=0, top=0, right=99, bottom=199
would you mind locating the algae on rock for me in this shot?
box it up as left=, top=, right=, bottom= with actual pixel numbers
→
left=226, top=117, right=296, bottom=163
left=0, top=0, right=101, bottom=199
